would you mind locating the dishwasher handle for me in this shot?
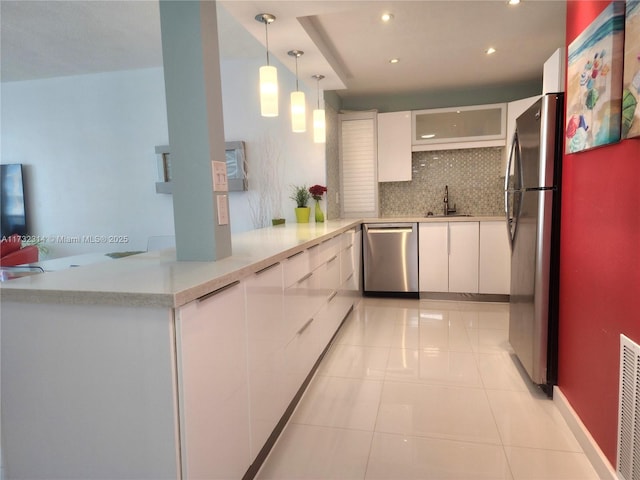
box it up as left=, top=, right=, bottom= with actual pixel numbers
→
left=366, top=224, right=415, bottom=234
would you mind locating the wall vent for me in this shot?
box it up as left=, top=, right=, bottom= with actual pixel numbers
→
left=618, top=334, right=640, bottom=480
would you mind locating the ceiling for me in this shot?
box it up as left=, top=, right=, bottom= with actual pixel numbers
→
left=0, top=0, right=566, bottom=101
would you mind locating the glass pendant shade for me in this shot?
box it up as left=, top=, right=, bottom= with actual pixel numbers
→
left=290, top=91, right=306, bottom=132
left=313, top=108, right=326, bottom=143
left=260, top=65, right=278, bottom=117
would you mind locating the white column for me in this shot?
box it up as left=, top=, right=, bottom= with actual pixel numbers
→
left=159, top=1, right=231, bottom=261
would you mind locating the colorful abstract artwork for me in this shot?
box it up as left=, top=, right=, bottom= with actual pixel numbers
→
left=622, top=0, right=640, bottom=139
left=566, top=1, right=625, bottom=153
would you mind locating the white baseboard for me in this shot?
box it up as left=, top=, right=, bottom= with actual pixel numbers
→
left=554, top=386, right=618, bottom=480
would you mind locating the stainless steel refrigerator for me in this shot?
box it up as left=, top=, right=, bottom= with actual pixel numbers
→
left=505, top=92, right=564, bottom=396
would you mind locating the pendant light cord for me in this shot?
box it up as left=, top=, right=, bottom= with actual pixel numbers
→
left=264, top=21, right=270, bottom=66
left=295, top=56, right=299, bottom=91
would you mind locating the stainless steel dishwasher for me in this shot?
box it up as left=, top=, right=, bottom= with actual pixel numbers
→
left=363, top=222, right=419, bottom=297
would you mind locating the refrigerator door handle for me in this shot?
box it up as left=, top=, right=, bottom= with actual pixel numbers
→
left=505, top=130, right=521, bottom=251
left=504, top=131, right=517, bottom=191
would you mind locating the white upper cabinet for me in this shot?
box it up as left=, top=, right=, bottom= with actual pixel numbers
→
left=504, top=96, right=541, bottom=174
left=412, top=103, right=506, bottom=151
left=543, top=48, right=565, bottom=94
left=377, top=111, right=412, bottom=182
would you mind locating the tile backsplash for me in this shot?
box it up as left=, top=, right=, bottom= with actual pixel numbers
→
left=379, top=147, right=505, bottom=217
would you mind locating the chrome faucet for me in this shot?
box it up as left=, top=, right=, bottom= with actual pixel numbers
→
left=443, top=185, right=457, bottom=216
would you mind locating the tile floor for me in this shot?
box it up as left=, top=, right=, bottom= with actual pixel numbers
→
left=256, top=297, right=599, bottom=480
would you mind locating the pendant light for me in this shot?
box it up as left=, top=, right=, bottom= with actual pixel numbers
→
left=312, top=74, right=326, bottom=143
left=255, top=14, right=278, bottom=117
left=288, top=50, right=306, bottom=133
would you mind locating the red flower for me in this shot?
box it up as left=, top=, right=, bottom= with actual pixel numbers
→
left=309, top=184, right=327, bottom=201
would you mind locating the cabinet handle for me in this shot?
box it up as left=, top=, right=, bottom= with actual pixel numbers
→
left=255, top=262, right=280, bottom=275
left=346, top=272, right=354, bottom=282
left=297, top=318, right=314, bottom=335
left=308, top=244, right=320, bottom=250
left=197, top=280, right=240, bottom=303
left=328, top=290, right=338, bottom=303
left=327, top=254, right=338, bottom=264
left=297, top=272, right=313, bottom=284
left=287, top=250, right=304, bottom=260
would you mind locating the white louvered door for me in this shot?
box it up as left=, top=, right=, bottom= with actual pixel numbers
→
left=339, top=112, right=379, bottom=218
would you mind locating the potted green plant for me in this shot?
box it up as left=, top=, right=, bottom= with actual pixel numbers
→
left=290, top=185, right=311, bottom=223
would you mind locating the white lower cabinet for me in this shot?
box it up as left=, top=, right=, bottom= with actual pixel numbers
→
left=479, top=221, right=511, bottom=294
left=176, top=281, right=251, bottom=480
left=449, top=222, right=480, bottom=293
left=245, top=262, right=285, bottom=461
left=1, top=230, right=362, bottom=480
left=2, top=302, right=180, bottom=480
left=419, top=222, right=479, bottom=293
left=420, top=221, right=510, bottom=295
left=338, top=229, right=361, bottom=315
left=419, top=223, right=449, bottom=292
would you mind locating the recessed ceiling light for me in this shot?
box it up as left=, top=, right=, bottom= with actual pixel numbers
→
left=381, top=12, right=394, bottom=22
left=486, top=47, right=496, bottom=55
left=508, top=0, right=520, bottom=5
left=389, top=58, right=400, bottom=64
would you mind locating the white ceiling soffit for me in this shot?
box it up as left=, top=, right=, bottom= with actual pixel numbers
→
left=1, top=1, right=566, bottom=100
left=218, top=1, right=352, bottom=92
left=222, top=0, right=566, bottom=97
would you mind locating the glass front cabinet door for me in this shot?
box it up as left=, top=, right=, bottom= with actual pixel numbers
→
left=412, top=103, right=506, bottom=150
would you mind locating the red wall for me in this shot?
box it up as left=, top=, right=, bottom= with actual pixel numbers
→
left=559, top=0, right=640, bottom=466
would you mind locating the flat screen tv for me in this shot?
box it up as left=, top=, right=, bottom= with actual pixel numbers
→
left=1, top=164, right=28, bottom=238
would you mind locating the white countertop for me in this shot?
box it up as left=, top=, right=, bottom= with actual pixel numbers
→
left=0, top=220, right=359, bottom=308
left=0, top=216, right=504, bottom=308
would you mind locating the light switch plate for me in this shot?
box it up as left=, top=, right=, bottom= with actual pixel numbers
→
left=217, top=195, right=229, bottom=225
left=212, top=160, right=228, bottom=192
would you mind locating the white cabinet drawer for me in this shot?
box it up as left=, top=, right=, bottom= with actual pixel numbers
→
left=340, top=244, right=356, bottom=283
left=312, top=252, right=341, bottom=299
left=309, top=235, right=341, bottom=271
left=283, top=313, right=322, bottom=401
left=283, top=250, right=311, bottom=288
left=283, top=271, right=316, bottom=341
left=340, top=228, right=356, bottom=250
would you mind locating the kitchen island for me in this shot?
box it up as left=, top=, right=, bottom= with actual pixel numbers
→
left=1, top=216, right=506, bottom=479
left=1, top=219, right=363, bottom=480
